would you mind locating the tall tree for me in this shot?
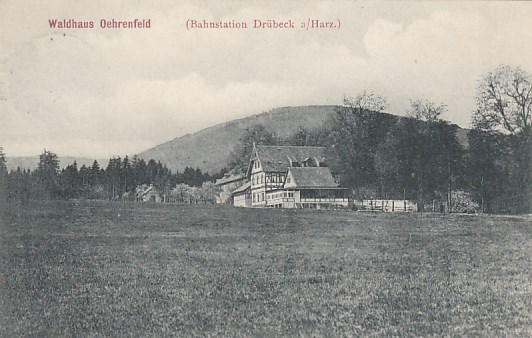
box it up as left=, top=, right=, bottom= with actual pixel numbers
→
left=61, top=161, right=81, bottom=199
left=465, top=129, right=508, bottom=213
left=34, top=150, right=61, bottom=199
left=0, top=147, right=7, bottom=200
left=122, top=156, right=132, bottom=192
left=472, top=65, right=532, bottom=135
left=105, top=157, right=122, bottom=199
left=132, top=156, right=147, bottom=186
left=329, top=92, right=395, bottom=193
left=472, top=65, right=532, bottom=213
left=329, top=106, right=372, bottom=191
left=146, top=159, right=158, bottom=184
left=154, top=161, right=172, bottom=201
left=374, top=117, right=421, bottom=199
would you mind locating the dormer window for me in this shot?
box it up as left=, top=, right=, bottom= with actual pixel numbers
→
left=287, top=155, right=299, bottom=167
left=302, top=157, right=318, bottom=167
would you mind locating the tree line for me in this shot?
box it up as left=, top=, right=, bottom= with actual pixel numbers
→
left=229, top=66, right=531, bottom=214
left=0, top=151, right=225, bottom=203
left=1, top=65, right=529, bottom=213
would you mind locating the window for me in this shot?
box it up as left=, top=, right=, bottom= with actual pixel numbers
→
left=287, top=177, right=291, bottom=183
left=261, top=193, right=264, bottom=201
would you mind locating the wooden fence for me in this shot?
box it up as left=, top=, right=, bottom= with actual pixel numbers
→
left=354, top=199, right=418, bottom=212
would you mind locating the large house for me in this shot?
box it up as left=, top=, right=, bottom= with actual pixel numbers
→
left=233, top=144, right=348, bottom=209
left=214, top=173, right=247, bottom=204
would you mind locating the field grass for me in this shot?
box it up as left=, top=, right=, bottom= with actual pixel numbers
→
left=0, top=201, right=531, bottom=336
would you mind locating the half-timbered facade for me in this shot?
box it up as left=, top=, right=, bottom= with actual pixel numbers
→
left=241, top=144, right=348, bottom=209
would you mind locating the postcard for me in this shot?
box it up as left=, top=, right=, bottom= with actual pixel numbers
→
left=1, top=1, right=531, bottom=336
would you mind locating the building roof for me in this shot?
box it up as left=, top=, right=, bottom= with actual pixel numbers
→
left=288, top=167, right=339, bottom=189
left=136, top=184, right=155, bottom=196
left=215, top=173, right=246, bottom=186
left=253, top=145, right=329, bottom=172
left=231, top=181, right=251, bottom=194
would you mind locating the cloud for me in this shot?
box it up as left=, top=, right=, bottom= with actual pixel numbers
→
left=360, top=9, right=532, bottom=123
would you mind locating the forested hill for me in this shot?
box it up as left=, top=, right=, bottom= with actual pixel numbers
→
left=138, top=106, right=336, bottom=173
left=138, top=105, right=468, bottom=174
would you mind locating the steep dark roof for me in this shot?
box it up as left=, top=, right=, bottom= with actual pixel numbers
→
left=232, top=181, right=251, bottom=194
left=136, top=185, right=155, bottom=196
left=288, top=167, right=339, bottom=188
left=254, top=145, right=328, bottom=172
left=215, top=173, right=245, bottom=186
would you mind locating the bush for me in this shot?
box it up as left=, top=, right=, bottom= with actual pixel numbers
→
left=450, top=190, right=480, bottom=213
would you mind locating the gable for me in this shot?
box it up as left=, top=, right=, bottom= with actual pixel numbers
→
left=284, top=169, right=296, bottom=188
left=246, top=144, right=263, bottom=176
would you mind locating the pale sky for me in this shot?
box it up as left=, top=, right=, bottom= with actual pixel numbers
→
left=1, top=1, right=532, bottom=158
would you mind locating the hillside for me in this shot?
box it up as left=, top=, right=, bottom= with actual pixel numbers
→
left=139, top=105, right=469, bottom=174
left=138, top=105, right=338, bottom=173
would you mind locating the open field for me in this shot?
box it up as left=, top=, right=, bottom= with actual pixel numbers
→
left=0, top=201, right=531, bottom=336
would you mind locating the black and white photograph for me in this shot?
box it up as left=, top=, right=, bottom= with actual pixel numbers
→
left=1, top=1, right=531, bottom=336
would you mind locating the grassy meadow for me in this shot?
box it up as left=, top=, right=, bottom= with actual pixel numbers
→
left=0, top=201, right=530, bottom=336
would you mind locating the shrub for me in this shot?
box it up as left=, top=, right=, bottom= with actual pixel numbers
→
left=450, top=190, right=480, bottom=213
